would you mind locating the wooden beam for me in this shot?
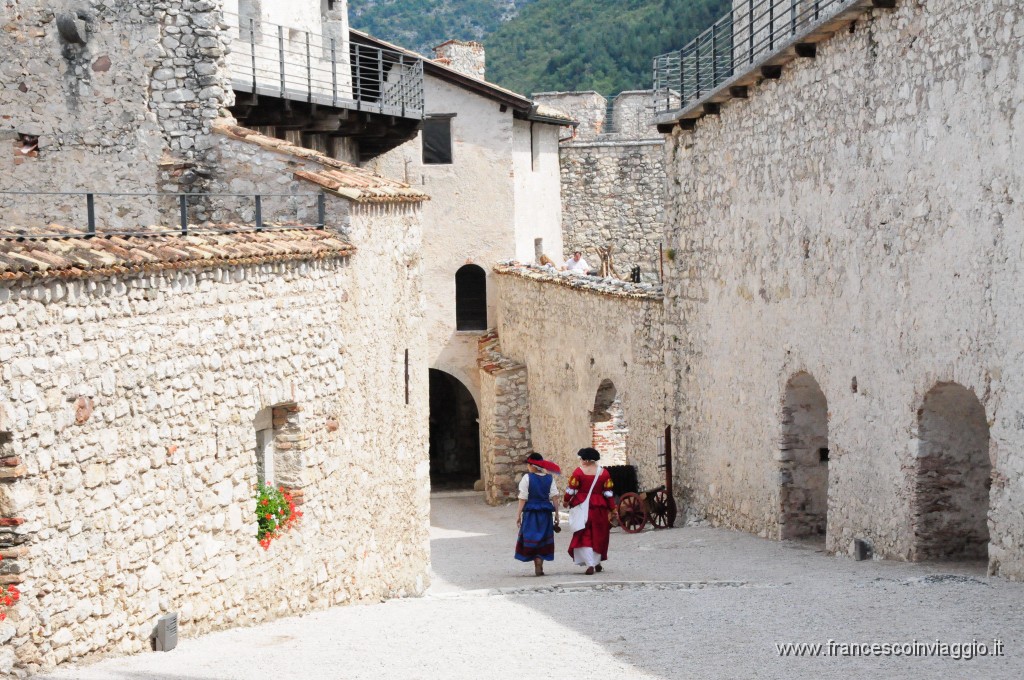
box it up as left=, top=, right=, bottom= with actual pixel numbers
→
left=795, top=43, right=817, bottom=58
left=703, top=102, right=721, bottom=116
left=656, top=122, right=677, bottom=134
left=761, top=65, right=783, bottom=80
left=729, top=86, right=749, bottom=99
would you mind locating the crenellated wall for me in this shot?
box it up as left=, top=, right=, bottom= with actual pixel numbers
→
left=662, top=0, right=1024, bottom=576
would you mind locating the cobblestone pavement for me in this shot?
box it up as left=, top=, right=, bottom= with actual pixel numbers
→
left=38, top=491, right=1024, bottom=679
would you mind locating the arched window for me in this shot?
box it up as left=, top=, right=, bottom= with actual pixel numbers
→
left=455, top=265, right=487, bottom=331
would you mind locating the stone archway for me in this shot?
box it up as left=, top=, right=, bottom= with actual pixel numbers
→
left=429, top=369, right=480, bottom=490
left=912, top=382, right=991, bottom=561
left=779, top=372, right=829, bottom=540
left=591, top=379, right=628, bottom=465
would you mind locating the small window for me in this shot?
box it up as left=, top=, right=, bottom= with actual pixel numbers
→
left=423, top=116, right=454, bottom=165
left=455, top=264, right=487, bottom=331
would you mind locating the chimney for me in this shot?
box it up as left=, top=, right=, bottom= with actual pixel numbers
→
left=434, top=40, right=485, bottom=80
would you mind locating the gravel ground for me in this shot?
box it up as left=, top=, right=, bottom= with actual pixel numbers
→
left=37, top=491, right=1024, bottom=679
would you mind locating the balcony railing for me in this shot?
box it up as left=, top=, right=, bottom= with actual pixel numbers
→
left=223, top=11, right=424, bottom=120
left=0, top=191, right=327, bottom=239
left=653, top=0, right=863, bottom=114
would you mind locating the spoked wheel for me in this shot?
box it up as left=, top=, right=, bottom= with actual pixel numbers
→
left=649, top=489, right=677, bottom=529
left=617, top=492, right=648, bottom=534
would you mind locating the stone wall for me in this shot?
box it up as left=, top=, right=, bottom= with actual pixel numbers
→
left=0, top=205, right=429, bottom=674
left=662, top=0, right=1024, bottom=577
left=0, top=123, right=429, bottom=672
left=487, top=264, right=666, bottom=495
left=559, top=138, right=667, bottom=283
left=477, top=332, right=532, bottom=503
left=535, top=91, right=668, bottom=283
left=0, top=0, right=232, bottom=214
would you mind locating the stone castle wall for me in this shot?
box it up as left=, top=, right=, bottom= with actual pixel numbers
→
left=0, top=131, right=429, bottom=672
left=488, top=265, right=666, bottom=493
left=535, top=91, right=668, bottom=283
left=663, top=0, right=1024, bottom=576
left=559, top=138, right=667, bottom=283
left=0, top=0, right=232, bottom=225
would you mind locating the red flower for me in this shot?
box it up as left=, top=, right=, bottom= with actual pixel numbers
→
left=264, top=513, right=272, bottom=519
left=261, top=499, right=268, bottom=506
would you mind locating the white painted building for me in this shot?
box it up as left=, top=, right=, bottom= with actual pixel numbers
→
left=357, top=32, right=574, bottom=489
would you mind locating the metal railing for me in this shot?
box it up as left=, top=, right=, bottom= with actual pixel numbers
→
left=654, top=0, right=857, bottom=113
left=0, top=192, right=327, bottom=239
left=223, top=11, right=424, bottom=119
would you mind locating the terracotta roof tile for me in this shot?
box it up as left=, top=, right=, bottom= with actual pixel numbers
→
left=214, top=121, right=429, bottom=204
left=0, top=225, right=355, bottom=283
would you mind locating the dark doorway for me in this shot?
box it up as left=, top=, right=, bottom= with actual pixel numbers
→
left=429, top=369, right=480, bottom=490
left=455, top=264, right=487, bottom=331
left=912, top=382, right=991, bottom=561
left=779, top=372, right=829, bottom=540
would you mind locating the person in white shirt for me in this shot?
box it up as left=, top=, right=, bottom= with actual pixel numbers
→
left=562, top=251, right=590, bottom=273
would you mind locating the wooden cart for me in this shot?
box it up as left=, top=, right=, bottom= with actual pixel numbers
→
left=606, top=429, right=677, bottom=533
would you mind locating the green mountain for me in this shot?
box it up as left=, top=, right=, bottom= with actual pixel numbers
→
left=348, top=0, right=730, bottom=95
left=487, top=0, right=730, bottom=95
left=348, top=1, right=537, bottom=57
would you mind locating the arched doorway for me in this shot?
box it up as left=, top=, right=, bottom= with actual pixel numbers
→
left=779, top=372, right=829, bottom=540
left=429, top=369, right=480, bottom=490
left=591, top=379, right=628, bottom=465
left=455, top=264, right=487, bottom=331
left=912, top=382, right=991, bottom=561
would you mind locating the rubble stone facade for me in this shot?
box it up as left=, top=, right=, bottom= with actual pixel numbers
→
left=535, top=91, right=668, bottom=283
left=484, top=264, right=665, bottom=498
left=662, top=0, right=1024, bottom=577
left=0, top=0, right=232, bottom=204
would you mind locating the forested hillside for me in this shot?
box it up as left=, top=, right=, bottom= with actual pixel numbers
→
left=348, top=0, right=730, bottom=95
left=487, top=0, right=730, bottom=95
left=348, top=0, right=536, bottom=57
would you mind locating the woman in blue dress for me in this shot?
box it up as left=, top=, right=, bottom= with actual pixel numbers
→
left=515, top=453, right=562, bottom=576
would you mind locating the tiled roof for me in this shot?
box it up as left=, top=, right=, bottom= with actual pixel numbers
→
left=349, top=30, right=577, bottom=126
left=493, top=262, right=663, bottom=301
left=214, top=122, right=429, bottom=204
left=0, top=226, right=355, bottom=283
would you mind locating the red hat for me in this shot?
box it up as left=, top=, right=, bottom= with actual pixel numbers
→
left=526, top=453, right=561, bottom=475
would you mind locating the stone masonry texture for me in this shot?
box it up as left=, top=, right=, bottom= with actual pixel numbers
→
left=535, top=92, right=668, bottom=283
left=662, top=0, right=1024, bottom=577
left=488, top=265, right=665, bottom=494
left=0, top=1, right=232, bottom=200
left=0, top=196, right=429, bottom=674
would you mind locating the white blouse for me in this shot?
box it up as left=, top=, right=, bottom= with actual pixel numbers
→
left=518, top=472, right=560, bottom=500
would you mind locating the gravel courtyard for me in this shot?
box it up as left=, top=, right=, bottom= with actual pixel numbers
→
left=37, top=491, right=1024, bottom=680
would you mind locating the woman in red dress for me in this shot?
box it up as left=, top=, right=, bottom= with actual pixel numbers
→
left=562, top=447, right=614, bottom=575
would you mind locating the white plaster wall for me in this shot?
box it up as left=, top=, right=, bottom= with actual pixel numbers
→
left=663, top=0, right=1024, bottom=576
left=368, top=74, right=514, bottom=405
left=512, top=118, right=564, bottom=263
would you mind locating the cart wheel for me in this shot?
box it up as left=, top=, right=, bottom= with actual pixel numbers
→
left=649, top=489, right=677, bottom=529
left=617, top=492, right=647, bottom=534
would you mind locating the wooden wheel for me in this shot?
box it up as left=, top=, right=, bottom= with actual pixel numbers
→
left=617, top=492, right=647, bottom=534
left=649, top=489, right=677, bottom=529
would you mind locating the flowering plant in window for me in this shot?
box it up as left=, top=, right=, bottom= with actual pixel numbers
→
left=0, top=556, right=19, bottom=621
left=254, top=482, right=303, bottom=549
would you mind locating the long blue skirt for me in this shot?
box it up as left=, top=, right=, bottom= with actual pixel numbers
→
left=515, top=506, right=555, bottom=562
